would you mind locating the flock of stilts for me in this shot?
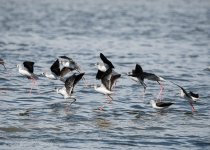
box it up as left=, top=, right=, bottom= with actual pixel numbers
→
left=0, top=54, right=199, bottom=112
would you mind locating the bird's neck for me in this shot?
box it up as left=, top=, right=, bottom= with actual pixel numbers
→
left=94, top=84, right=98, bottom=90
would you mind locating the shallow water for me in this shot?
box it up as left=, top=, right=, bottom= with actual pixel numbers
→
left=0, top=0, right=210, bottom=149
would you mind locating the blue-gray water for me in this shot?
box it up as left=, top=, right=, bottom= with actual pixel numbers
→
left=0, top=0, right=210, bottom=149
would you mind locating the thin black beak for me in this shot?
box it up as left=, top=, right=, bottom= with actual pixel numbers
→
left=3, top=64, right=6, bottom=70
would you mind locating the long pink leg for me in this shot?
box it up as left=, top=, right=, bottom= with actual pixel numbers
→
left=160, top=83, right=164, bottom=100
left=82, top=77, right=89, bottom=87
left=99, top=95, right=113, bottom=111
left=34, top=79, right=40, bottom=94
left=29, top=75, right=40, bottom=94
left=141, top=87, right=146, bottom=99
left=99, top=104, right=106, bottom=111
left=142, top=88, right=145, bottom=101
left=157, top=82, right=164, bottom=101
left=189, top=102, right=195, bottom=112
left=29, top=79, right=36, bottom=94
left=107, top=95, right=113, bottom=104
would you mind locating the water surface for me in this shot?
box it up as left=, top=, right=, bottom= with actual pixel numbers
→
left=0, top=0, right=210, bottom=149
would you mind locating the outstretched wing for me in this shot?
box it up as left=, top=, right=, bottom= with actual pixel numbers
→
left=101, top=68, right=112, bottom=90
left=134, top=64, right=143, bottom=74
left=60, top=67, right=71, bottom=77
left=23, top=61, right=34, bottom=73
left=189, top=91, right=199, bottom=98
left=58, top=56, right=72, bottom=60
left=128, top=64, right=143, bottom=79
left=100, top=53, right=114, bottom=69
left=96, top=70, right=105, bottom=80
left=50, top=59, right=60, bottom=76
left=65, top=74, right=76, bottom=95
left=110, top=72, right=121, bottom=90
left=170, top=81, right=190, bottom=97
left=73, top=73, right=85, bottom=87
left=65, top=73, right=85, bottom=95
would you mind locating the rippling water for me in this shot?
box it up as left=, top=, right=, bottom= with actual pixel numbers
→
left=0, top=0, right=210, bottom=149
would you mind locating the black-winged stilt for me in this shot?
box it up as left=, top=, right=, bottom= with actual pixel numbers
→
left=150, top=100, right=174, bottom=110
left=56, top=72, right=85, bottom=105
left=128, top=64, right=165, bottom=99
left=17, top=61, right=38, bottom=93
left=42, top=59, right=71, bottom=80
left=170, top=81, right=199, bottom=112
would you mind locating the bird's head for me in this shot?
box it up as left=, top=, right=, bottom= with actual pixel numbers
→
left=55, top=87, right=60, bottom=93
left=95, top=62, right=99, bottom=67
left=150, top=100, right=155, bottom=105
left=93, top=84, right=98, bottom=89
left=127, top=72, right=133, bottom=76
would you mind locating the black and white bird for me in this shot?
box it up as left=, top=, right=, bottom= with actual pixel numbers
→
left=170, top=81, right=199, bottom=112
left=128, top=64, right=165, bottom=99
left=58, top=56, right=81, bottom=72
left=58, top=56, right=88, bottom=86
left=0, top=58, right=6, bottom=69
left=17, top=61, right=38, bottom=93
left=94, top=68, right=121, bottom=110
left=150, top=100, right=174, bottom=110
left=56, top=73, right=85, bottom=104
left=96, top=53, right=115, bottom=80
left=17, top=61, right=38, bottom=80
left=127, top=64, right=147, bottom=90
left=42, top=59, right=71, bottom=80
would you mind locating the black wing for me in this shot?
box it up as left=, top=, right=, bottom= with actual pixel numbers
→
left=156, top=102, right=173, bottom=107
left=142, top=72, right=158, bottom=81
left=110, top=73, right=121, bottom=90
left=170, top=81, right=190, bottom=97
left=50, top=59, right=60, bottom=76
left=96, top=70, right=105, bottom=80
left=59, top=56, right=70, bottom=60
left=60, top=67, right=71, bottom=77
left=23, top=61, right=34, bottom=73
left=134, top=64, right=143, bottom=74
left=65, top=73, right=85, bottom=95
left=73, top=73, right=85, bottom=87
left=129, top=64, right=143, bottom=78
left=189, top=91, right=199, bottom=98
left=101, top=68, right=112, bottom=90
left=65, top=74, right=76, bottom=95
left=100, top=53, right=114, bottom=69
